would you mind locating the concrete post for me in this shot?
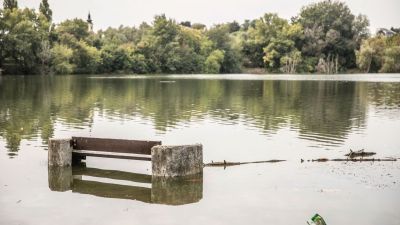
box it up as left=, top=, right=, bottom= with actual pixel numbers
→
left=48, top=138, right=73, bottom=167
left=151, top=144, right=203, bottom=177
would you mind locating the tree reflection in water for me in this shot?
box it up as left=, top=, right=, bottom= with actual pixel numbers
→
left=1, top=75, right=400, bottom=156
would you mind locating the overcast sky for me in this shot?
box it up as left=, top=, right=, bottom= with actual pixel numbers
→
left=4, top=0, right=400, bottom=32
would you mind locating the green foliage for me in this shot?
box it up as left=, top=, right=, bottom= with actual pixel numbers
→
left=152, top=14, right=179, bottom=45
left=280, top=50, right=302, bottom=74
left=130, top=53, right=148, bottom=74
left=356, top=36, right=386, bottom=73
left=192, top=23, right=206, bottom=30
left=228, top=21, right=240, bottom=33
left=204, top=50, right=225, bottom=73
left=0, top=9, right=4, bottom=67
left=56, top=19, right=90, bottom=41
left=51, top=44, right=74, bottom=74
left=242, top=13, right=288, bottom=68
left=353, top=15, right=370, bottom=43
left=356, top=34, right=400, bottom=73
left=3, top=0, right=18, bottom=10
left=1, top=8, right=43, bottom=74
left=72, top=40, right=101, bottom=74
left=263, top=23, right=303, bottom=72
left=99, top=43, right=147, bottom=74
left=39, top=0, right=52, bottom=22
left=180, top=21, right=191, bottom=27
left=296, top=0, right=369, bottom=71
left=38, top=40, right=52, bottom=74
left=0, top=0, right=395, bottom=75
left=380, top=40, right=400, bottom=73
left=96, top=15, right=213, bottom=74
left=118, top=15, right=217, bottom=74
left=207, top=24, right=242, bottom=73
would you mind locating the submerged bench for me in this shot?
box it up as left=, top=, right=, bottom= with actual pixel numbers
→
left=71, top=137, right=159, bottom=162
left=48, top=137, right=203, bottom=177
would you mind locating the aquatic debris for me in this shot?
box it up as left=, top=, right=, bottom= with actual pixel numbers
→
left=206, top=157, right=396, bottom=167
left=159, top=80, right=176, bottom=83
left=311, top=158, right=329, bottom=162
left=310, top=158, right=396, bottom=162
left=345, top=149, right=376, bottom=158
left=204, top=159, right=285, bottom=167
left=307, top=213, right=327, bottom=225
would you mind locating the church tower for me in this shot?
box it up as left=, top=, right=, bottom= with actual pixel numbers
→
left=87, top=12, right=93, bottom=32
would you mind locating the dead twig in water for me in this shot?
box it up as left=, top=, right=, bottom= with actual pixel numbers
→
left=204, top=159, right=285, bottom=167
left=345, top=149, right=376, bottom=158
left=205, top=157, right=397, bottom=167
left=310, top=158, right=397, bottom=162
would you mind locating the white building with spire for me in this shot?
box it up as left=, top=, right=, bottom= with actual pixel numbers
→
left=87, top=12, right=93, bottom=32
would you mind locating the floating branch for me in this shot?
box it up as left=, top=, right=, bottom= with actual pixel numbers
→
left=309, top=158, right=397, bottom=162
left=344, top=149, right=376, bottom=158
left=205, top=157, right=397, bottom=167
left=204, top=159, right=285, bottom=167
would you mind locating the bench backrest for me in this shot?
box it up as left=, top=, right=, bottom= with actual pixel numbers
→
left=72, top=137, right=161, bottom=155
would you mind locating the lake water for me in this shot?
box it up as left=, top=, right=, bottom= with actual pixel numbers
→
left=0, top=74, right=400, bottom=225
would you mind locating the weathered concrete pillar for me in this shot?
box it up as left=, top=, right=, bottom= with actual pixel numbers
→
left=151, top=144, right=203, bottom=177
left=48, top=138, right=73, bottom=167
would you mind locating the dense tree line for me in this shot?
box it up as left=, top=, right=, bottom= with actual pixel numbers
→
left=356, top=34, right=400, bottom=73
left=0, top=0, right=399, bottom=75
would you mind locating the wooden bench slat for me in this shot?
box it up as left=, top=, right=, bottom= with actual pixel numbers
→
left=73, top=150, right=152, bottom=161
left=72, top=137, right=161, bottom=155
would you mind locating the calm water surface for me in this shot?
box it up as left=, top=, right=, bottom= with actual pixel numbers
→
left=0, top=74, right=400, bottom=225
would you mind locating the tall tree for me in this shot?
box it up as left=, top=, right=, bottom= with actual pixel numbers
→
left=0, top=9, right=5, bottom=69
left=3, top=0, right=18, bottom=10
left=56, top=19, right=90, bottom=41
left=296, top=0, right=369, bottom=71
left=38, top=40, right=52, bottom=74
left=51, top=44, right=75, bottom=74
left=263, top=23, right=303, bottom=72
left=356, top=36, right=386, bottom=73
left=39, top=0, right=52, bottom=22
left=242, top=13, right=288, bottom=68
left=1, top=8, right=42, bottom=74
left=207, top=24, right=242, bottom=73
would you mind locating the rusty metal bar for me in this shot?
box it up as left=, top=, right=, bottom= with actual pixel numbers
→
left=72, top=137, right=161, bottom=155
